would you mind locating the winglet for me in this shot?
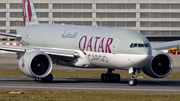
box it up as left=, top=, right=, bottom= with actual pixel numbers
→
left=22, top=0, right=39, bottom=26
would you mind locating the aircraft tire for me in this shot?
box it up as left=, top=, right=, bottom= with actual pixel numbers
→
left=41, top=74, right=53, bottom=82
left=106, top=74, right=110, bottom=81
left=129, top=79, right=138, bottom=86
left=101, top=73, right=105, bottom=81
left=114, top=74, right=120, bottom=82
left=101, top=73, right=120, bottom=82
left=46, top=74, right=53, bottom=82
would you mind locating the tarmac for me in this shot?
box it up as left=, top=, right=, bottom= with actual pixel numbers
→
left=0, top=77, right=180, bottom=93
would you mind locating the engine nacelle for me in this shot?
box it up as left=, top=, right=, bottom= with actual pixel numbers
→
left=142, top=51, right=173, bottom=78
left=19, top=51, right=52, bottom=78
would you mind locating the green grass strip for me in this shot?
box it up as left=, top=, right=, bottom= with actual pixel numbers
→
left=0, top=69, right=180, bottom=79
left=0, top=89, right=180, bottom=101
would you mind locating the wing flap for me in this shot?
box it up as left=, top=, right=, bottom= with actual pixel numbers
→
left=151, top=40, right=180, bottom=50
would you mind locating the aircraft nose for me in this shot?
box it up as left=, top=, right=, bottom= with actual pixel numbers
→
left=138, top=47, right=152, bottom=67
left=137, top=53, right=152, bottom=68
left=140, top=47, right=152, bottom=55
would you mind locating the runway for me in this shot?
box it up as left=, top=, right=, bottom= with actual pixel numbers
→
left=0, top=76, right=180, bottom=93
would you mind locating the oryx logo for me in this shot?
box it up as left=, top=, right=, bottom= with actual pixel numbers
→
left=22, top=0, right=32, bottom=26
left=21, top=59, right=25, bottom=68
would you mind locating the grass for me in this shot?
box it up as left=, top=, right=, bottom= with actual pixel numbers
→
left=0, top=69, right=179, bottom=79
left=0, top=89, right=180, bottom=101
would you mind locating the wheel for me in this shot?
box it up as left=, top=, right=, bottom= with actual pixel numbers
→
left=115, top=74, right=120, bottom=82
left=101, top=73, right=105, bottom=81
left=101, top=74, right=111, bottom=82
left=129, top=79, right=138, bottom=86
left=101, top=74, right=121, bottom=82
left=41, top=74, right=53, bottom=82
left=109, top=74, right=120, bottom=82
left=101, top=73, right=107, bottom=82
left=34, top=78, right=40, bottom=82
left=106, top=74, right=110, bottom=82
left=34, top=78, right=37, bottom=81
left=46, top=74, right=53, bottom=82
left=41, top=78, right=45, bottom=82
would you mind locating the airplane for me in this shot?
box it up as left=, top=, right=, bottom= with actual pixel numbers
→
left=0, top=0, right=179, bottom=86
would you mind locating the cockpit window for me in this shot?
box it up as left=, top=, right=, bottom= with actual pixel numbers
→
left=138, top=44, right=144, bottom=47
left=133, top=43, right=137, bottom=47
left=130, top=43, right=150, bottom=48
left=144, top=43, right=150, bottom=47
left=130, top=43, right=133, bottom=48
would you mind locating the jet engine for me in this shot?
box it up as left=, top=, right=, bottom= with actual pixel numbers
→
left=19, top=51, right=52, bottom=78
left=142, top=51, right=173, bottom=78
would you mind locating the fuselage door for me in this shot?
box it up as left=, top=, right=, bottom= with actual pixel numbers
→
left=112, top=39, right=119, bottom=54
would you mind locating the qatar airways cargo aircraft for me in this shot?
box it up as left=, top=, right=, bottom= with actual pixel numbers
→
left=0, top=0, right=179, bottom=86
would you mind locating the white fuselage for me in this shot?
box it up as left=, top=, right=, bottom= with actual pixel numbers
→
left=17, top=24, right=152, bottom=70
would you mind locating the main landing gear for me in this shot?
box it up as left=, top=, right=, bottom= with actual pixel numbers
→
left=34, top=74, right=53, bottom=82
left=129, top=69, right=138, bottom=86
left=101, top=69, right=120, bottom=82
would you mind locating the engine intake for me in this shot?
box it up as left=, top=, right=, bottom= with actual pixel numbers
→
left=142, top=51, right=173, bottom=78
left=19, top=51, right=52, bottom=78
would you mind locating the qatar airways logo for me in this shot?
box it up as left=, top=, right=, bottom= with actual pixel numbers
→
left=61, top=31, right=78, bottom=39
left=22, top=0, right=32, bottom=26
left=78, top=36, right=113, bottom=55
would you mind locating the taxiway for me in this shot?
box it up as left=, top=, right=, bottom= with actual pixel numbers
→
left=0, top=77, right=180, bottom=93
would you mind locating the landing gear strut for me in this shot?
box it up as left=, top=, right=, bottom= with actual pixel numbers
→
left=101, top=69, right=120, bottom=82
left=129, top=69, right=138, bottom=86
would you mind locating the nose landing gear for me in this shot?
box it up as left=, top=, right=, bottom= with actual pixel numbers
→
left=129, top=68, right=138, bottom=86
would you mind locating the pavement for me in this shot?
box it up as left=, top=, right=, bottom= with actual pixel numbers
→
left=0, top=77, right=180, bottom=93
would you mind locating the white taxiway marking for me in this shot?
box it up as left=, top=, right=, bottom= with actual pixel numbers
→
left=0, top=86, right=180, bottom=92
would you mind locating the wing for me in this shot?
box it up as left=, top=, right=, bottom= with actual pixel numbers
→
left=0, top=32, right=80, bottom=62
left=151, top=40, right=180, bottom=50
left=0, top=44, right=80, bottom=62
left=0, top=32, right=21, bottom=38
